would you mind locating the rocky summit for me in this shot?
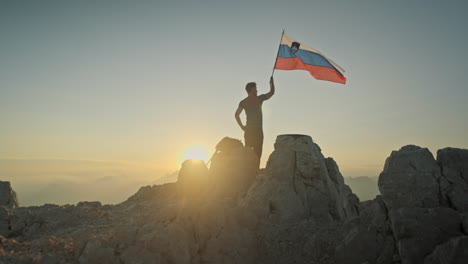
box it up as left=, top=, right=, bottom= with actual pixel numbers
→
left=0, top=135, right=467, bottom=264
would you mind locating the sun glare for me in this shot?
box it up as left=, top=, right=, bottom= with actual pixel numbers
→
left=182, top=146, right=209, bottom=163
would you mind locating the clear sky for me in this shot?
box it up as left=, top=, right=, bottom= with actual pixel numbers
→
left=1, top=0, right=467, bottom=204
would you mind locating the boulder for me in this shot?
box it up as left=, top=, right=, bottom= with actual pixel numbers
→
left=209, top=144, right=258, bottom=199
left=177, top=159, right=210, bottom=197
left=437, top=147, right=468, bottom=212
left=241, top=134, right=358, bottom=225
left=437, top=147, right=468, bottom=184
left=390, top=207, right=463, bottom=264
left=378, top=145, right=441, bottom=210
left=424, top=236, right=468, bottom=264
left=335, top=196, right=396, bottom=264
left=376, top=145, right=468, bottom=264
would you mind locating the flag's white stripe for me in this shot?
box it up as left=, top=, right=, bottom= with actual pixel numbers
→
left=281, top=34, right=345, bottom=74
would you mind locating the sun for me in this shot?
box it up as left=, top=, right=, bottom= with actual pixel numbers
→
left=182, top=146, right=209, bottom=163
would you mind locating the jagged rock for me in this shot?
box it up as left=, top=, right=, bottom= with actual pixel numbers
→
left=424, top=236, right=468, bottom=264
left=242, top=135, right=358, bottom=225
left=325, top=158, right=360, bottom=217
left=1, top=137, right=468, bottom=264
left=390, top=207, right=463, bottom=264
left=378, top=145, right=441, bottom=210
left=358, top=196, right=389, bottom=230
left=376, top=145, right=468, bottom=264
left=77, top=201, right=102, bottom=208
left=437, top=147, right=468, bottom=212
left=335, top=219, right=382, bottom=264
left=335, top=196, right=396, bottom=264
left=437, top=147, right=468, bottom=183
left=125, top=183, right=177, bottom=204
left=0, top=181, right=19, bottom=209
left=178, top=159, right=210, bottom=197
left=209, top=145, right=258, bottom=199
left=190, top=202, right=257, bottom=264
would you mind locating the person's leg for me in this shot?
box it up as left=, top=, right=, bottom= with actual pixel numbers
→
left=244, top=128, right=252, bottom=148
left=252, top=128, right=264, bottom=164
left=257, top=132, right=263, bottom=160
left=245, top=127, right=262, bottom=168
left=245, top=126, right=260, bottom=165
left=249, top=128, right=263, bottom=165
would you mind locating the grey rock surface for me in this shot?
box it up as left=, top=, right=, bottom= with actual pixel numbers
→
left=390, top=207, right=463, bottom=264
left=335, top=195, right=396, bottom=264
left=437, top=147, right=468, bottom=212
left=378, top=145, right=441, bottom=210
left=378, top=145, right=468, bottom=264
left=463, top=213, right=468, bottom=235
left=424, top=236, right=468, bottom=264
left=241, top=135, right=358, bottom=225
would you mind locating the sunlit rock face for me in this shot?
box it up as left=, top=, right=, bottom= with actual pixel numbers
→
left=1, top=136, right=468, bottom=264
left=178, top=160, right=210, bottom=197
left=209, top=142, right=258, bottom=199
left=242, top=134, right=358, bottom=224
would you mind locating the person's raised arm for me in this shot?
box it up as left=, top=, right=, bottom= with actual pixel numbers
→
left=264, top=76, right=275, bottom=100
left=235, top=105, right=245, bottom=131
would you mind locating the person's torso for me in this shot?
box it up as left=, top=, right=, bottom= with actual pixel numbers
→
left=241, top=95, right=265, bottom=128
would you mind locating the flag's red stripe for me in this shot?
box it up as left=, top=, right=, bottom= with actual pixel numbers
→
left=275, top=57, right=346, bottom=84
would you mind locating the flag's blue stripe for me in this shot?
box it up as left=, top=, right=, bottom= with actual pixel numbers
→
left=278, top=44, right=342, bottom=76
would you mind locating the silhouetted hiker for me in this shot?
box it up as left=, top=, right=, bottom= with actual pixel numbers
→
left=235, top=76, right=275, bottom=164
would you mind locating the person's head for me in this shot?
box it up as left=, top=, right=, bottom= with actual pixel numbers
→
left=245, top=82, right=257, bottom=96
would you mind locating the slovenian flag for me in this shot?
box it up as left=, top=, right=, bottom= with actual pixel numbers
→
left=274, top=34, right=346, bottom=84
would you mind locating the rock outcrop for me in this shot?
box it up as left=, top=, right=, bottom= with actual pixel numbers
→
left=376, top=145, right=468, bottom=264
left=0, top=181, right=19, bottom=237
left=241, top=135, right=358, bottom=224
left=378, top=145, right=441, bottom=210
left=0, top=135, right=467, bottom=264
left=437, top=147, right=468, bottom=212
left=0, top=181, right=19, bottom=209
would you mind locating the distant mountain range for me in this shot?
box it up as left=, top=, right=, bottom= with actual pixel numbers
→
left=344, top=176, right=379, bottom=201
